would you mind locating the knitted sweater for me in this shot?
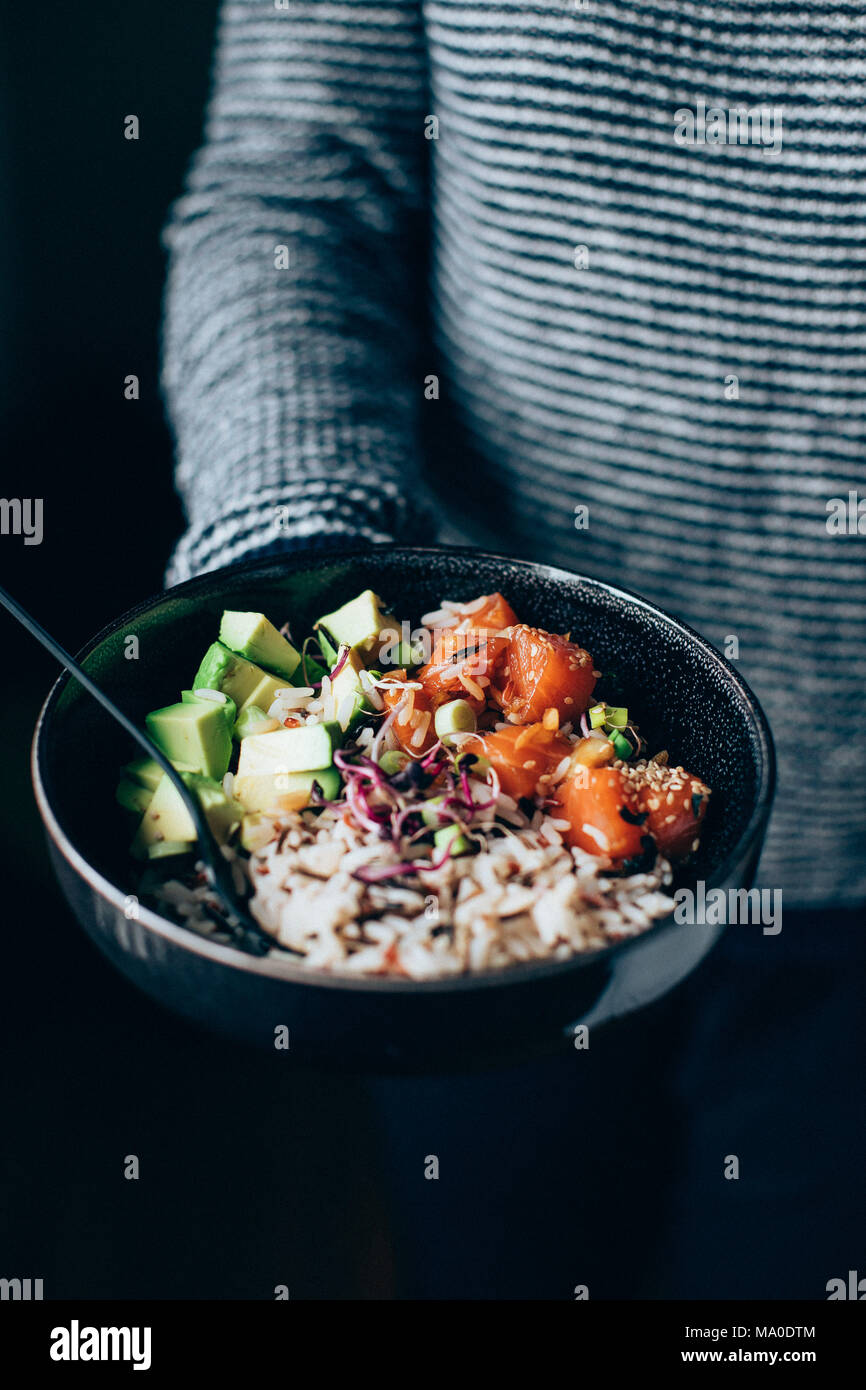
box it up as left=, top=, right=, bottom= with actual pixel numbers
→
left=161, top=0, right=866, bottom=906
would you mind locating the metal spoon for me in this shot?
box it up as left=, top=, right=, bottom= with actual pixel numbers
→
left=0, top=582, right=282, bottom=956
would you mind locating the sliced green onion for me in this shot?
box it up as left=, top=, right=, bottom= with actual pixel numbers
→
left=603, top=705, right=628, bottom=730
left=379, top=749, right=409, bottom=776
left=394, top=641, right=426, bottom=669
left=456, top=751, right=492, bottom=776
left=608, top=729, right=633, bottom=759
left=434, top=698, right=477, bottom=740
left=589, top=703, right=607, bottom=729
left=420, top=794, right=448, bottom=828
left=434, top=823, right=470, bottom=857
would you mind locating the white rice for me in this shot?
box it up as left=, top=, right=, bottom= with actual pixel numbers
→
left=157, top=807, right=674, bottom=979
left=358, top=669, right=385, bottom=709
left=267, top=686, right=315, bottom=722
left=336, top=692, right=357, bottom=731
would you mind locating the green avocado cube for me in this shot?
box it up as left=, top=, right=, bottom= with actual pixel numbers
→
left=145, top=701, right=232, bottom=780
left=130, top=772, right=243, bottom=859
left=236, top=720, right=341, bottom=779
left=219, top=611, right=301, bottom=682
left=316, top=630, right=339, bottom=667
left=182, top=687, right=238, bottom=733
left=123, top=757, right=168, bottom=792
left=240, top=672, right=288, bottom=718
left=194, top=641, right=256, bottom=703
left=330, top=647, right=376, bottom=732
left=193, top=641, right=287, bottom=715
left=233, top=764, right=341, bottom=814
left=316, top=589, right=397, bottom=658
left=116, top=778, right=154, bottom=815
left=292, top=650, right=328, bottom=687
left=147, top=840, right=194, bottom=861
left=123, top=756, right=197, bottom=811
left=234, top=705, right=281, bottom=740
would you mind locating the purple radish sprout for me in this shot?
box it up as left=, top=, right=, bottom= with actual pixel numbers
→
left=421, top=740, right=444, bottom=770
left=329, top=645, right=350, bottom=681
left=458, top=761, right=477, bottom=809
left=442, top=794, right=475, bottom=816
left=352, top=840, right=455, bottom=883
left=345, top=779, right=390, bottom=837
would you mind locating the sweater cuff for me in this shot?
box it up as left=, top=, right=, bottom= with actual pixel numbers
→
left=164, top=491, right=406, bottom=588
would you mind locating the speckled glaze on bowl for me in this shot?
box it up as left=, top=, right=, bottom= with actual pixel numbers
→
left=32, top=546, right=774, bottom=1071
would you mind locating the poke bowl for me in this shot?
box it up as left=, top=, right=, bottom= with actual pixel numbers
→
left=31, top=546, right=775, bottom=1070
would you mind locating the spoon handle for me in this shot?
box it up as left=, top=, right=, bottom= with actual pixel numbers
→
left=2, top=582, right=171, bottom=757
left=0, top=582, right=281, bottom=954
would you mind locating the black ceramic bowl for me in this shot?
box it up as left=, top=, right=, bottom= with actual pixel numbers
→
left=32, top=546, right=774, bottom=1070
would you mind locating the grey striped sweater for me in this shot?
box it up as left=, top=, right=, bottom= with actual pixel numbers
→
left=161, top=0, right=866, bottom=907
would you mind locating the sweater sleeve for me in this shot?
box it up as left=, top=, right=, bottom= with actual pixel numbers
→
left=161, top=0, right=435, bottom=585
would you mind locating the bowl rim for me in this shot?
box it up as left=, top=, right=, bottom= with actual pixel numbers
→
left=31, top=542, right=776, bottom=995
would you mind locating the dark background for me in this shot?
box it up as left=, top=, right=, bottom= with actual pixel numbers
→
left=0, top=2, right=862, bottom=1300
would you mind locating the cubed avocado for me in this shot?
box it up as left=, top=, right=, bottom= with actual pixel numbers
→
left=240, top=672, right=288, bottom=719
left=182, top=687, right=238, bottom=733
left=194, top=641, right=247, bottom=698
left=219, top=611, right=301, bottom=682
left=330, top=647, right=376, bottom=732
left=234, top=705, right=281, bottom=740
left=292, top=650, right=328, bottom=687
left=145, top=701, right=232, bottom=780
left=147, top=840, right=194, bottom=861
left=236, top=720, right=342, bottom=779
left=316, top=589, right=397, bottom=658
left=123, top=757, right=169, bottom=792
left=130, top=772, right=243, bottom=859
left=193, top=641, right=288, bottom=715
left=116, top=778, right=154, bottom=815
left=233, top=765, right=341, bottom=814
left=316, top=630, right=339, bottom=667
left=122, top=756, right=198, bottom=801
